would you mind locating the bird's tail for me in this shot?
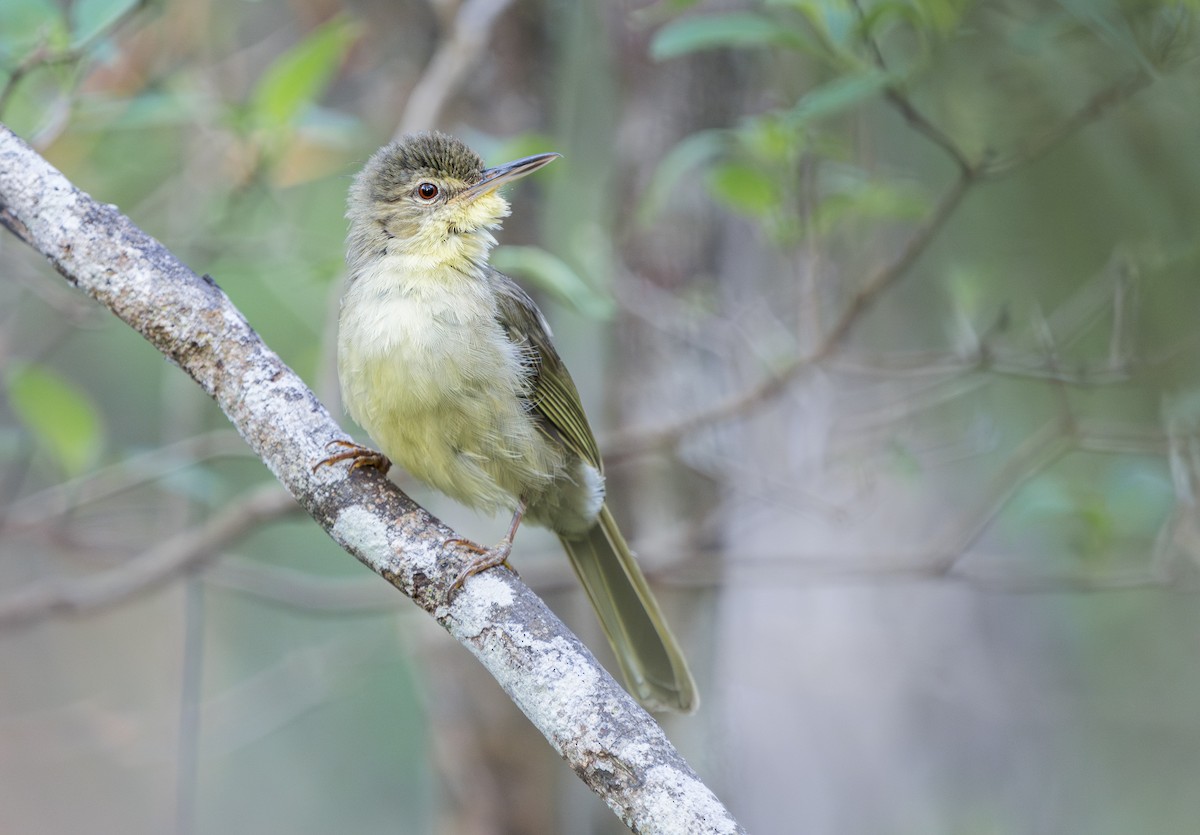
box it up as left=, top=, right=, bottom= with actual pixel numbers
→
left=559, top=505, right=697, bottom=713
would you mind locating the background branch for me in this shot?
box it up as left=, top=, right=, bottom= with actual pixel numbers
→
left=605, top=64, right=1153, bottom=462
left=393, top=0, right=516, bottom=137
left=606, top=165, right=976, bottom=461
left=0, top=0, right=153, bottom=118
left=0, top=124, right=742, bottom=835
left=0, top=483, right=299, bottom=628
left=2, top=428, right=250, bottom=532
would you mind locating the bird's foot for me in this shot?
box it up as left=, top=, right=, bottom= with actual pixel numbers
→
left=444, top=536, right=518, bottom=600
left=313, top=439, right=392, bottom=475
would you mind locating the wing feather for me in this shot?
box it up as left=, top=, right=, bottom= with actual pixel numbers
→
left=490, top=269, right=603, bottom=469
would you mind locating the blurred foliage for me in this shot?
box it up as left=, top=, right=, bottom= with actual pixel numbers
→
left=491, top=244, right=616, bottom=318
left=645, top=0, right=1197, bottom=251
left=5, top=360, right=105, bottom=477
left=3, top=0, right=1200, bottom=833
left=637, top=0, right=1200, bottom=579
left=246, top=16, right=357, bottom=132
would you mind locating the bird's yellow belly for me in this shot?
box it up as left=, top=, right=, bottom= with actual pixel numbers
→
left=337, top=285, right=563, bottom=515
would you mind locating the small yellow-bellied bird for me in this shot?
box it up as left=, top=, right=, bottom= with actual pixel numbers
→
left=320, top=132, right=697, bottom=713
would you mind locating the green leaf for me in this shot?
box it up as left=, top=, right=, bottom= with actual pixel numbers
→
left=70, top=0, right=139, bottom=46
left=815, top=179, right=928, bottom=234
left=650, top=12, right=807, bottom=60
left=768, top=0, right=857, bottom=48
left=250, top=16, right=358, bottom=130
left=786, top=70, right=894, bottom=125
left=912, top=0, right=970, bottom=34
left=0, top=0, right=66, bottom=61
left=855, top=1, right=927, bottom=41
left=6, top=362, right=104, bottom=476
left=491, top=246, right=615, bottom=319
left=706, top=162, right=779, bottom=216
left=637, top=129, right=728, bottom=222
left=740, top=113, right=804, bottom=161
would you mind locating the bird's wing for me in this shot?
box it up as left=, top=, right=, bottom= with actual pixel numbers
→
left=490, top=269, right=603, bottom=470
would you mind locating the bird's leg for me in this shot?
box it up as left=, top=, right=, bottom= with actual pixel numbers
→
left=313, top=439, right=392, bottom=475
left=446, top=500, right=527, bottom=596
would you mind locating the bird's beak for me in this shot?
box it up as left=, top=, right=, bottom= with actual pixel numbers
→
left=459, top=152, right=560, bottom=200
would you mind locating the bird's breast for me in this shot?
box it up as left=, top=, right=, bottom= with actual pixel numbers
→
left=338, top=256, right=525, bottom=427
left=335, top=255, right=560, bottom=512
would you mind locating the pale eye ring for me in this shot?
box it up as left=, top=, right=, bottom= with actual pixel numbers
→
left=417, top=182, right=439, bottom=200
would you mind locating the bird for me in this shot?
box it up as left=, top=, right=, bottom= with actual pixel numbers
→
left=318, top=131, right=697, bottom=713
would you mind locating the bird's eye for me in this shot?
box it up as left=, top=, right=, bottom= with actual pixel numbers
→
left=417, top=182, right=439, bottom=200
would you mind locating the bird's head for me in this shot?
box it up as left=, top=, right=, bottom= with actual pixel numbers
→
left=348, top=131, right=559, bottom=268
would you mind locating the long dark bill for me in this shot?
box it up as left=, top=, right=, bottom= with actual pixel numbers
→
left=460, top=152, right=561, bottom=199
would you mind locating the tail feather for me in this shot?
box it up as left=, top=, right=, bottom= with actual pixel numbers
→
left=559, top=505, right=697, bottom=713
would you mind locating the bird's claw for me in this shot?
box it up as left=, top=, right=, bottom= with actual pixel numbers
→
left=443, top=536, right=517, bottom=601
left=313, top=439, right=392, bottom=475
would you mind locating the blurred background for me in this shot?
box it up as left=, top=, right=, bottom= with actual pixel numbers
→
left=3, top=0, right=1200, bottom=832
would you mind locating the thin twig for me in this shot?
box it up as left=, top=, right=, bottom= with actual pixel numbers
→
left=606, top=164, right=978, bottom=461
left=394, top=0, right=516, bottom=136
left=982, top=71, right=1152, bottom=177
left=0, top=484, right=299, bottom=630
left=0, top=0, right=153, bottom=117
left=882, top=88, right=974, bottom=173
left=849, top=0, right=974, bottom=173
left=206, top=558, right=402, bottom=612
left=927, top=418, right=1073, bottom=574
left=821, top=167, right=977, bottom=351
left=3, top=429, right=250, bottom=532
left=605, top=62, right=1157, bottom=461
